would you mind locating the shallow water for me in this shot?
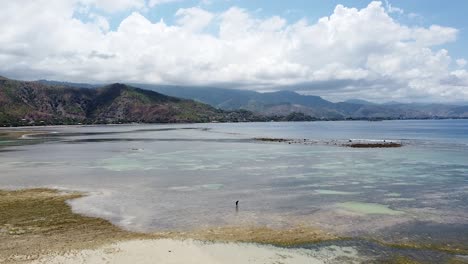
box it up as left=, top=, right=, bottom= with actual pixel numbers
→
left=1, top=120, right=467, bottom=261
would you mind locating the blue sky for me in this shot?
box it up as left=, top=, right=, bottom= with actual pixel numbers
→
left=2, top=0, right=468, bottom=102
left=101, top=0, right=468, bottom=59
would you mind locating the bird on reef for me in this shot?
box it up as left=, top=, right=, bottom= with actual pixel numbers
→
left=235, top=200, right=239, bottom=207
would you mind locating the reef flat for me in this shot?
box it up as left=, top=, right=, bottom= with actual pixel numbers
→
left=0, top=189, right=143, bottom=263
left=254, top=137, right=403, bottom=148
left=1, top=189, right=467, bottom=264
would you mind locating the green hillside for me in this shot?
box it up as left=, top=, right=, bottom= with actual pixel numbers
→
left=0, top=78, right=266, bottom=126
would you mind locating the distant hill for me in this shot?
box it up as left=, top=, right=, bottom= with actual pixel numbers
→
left=130, top=84, right=468, bottom=119
left=38, top=79, right=101, bottom=89
left=37, top=79, right=468, bottom=120
left=132, top=84, right=332, bottom=109
left=0, top=78, right=268, bottom=126
left=131, top=84, right=346, bottom=119
left=343, top=99, right=376, bottom=105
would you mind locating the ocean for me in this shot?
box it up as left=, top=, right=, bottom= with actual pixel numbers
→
left=1, top=120, right=467, bottom=262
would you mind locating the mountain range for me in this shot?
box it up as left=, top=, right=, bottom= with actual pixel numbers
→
left=39, top=80, right=468, bottom=120
left=1, top=76, right=467, bottom=126
left=130, top=83, right=468, bottom=120
left=0, top=77, right=266, bottom=126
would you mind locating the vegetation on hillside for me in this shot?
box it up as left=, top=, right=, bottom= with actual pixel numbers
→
left=0, top=78, right=282, bottom=126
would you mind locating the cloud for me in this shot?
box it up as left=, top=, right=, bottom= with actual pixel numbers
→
left=148, top=0, right=182, bottom=8
left=384, top=0, right=404, bottom=14
left=80, top=0, right=146, bottom=12
left=457, top=59, right=467, bottom=68
left=0, top=1, right=466, bottom=102
left=176, top=7, right=214, bottom=32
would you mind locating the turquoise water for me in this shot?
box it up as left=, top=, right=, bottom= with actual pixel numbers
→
left=0, top=120, right=467, bottom=262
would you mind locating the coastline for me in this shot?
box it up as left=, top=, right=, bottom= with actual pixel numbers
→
left=2, top=118, right=468, bottom=129
left=1, top=188, right=467, bottom=264
left=0, top=188, right=339, bottom=263
left=0, top=189, right=145, bottom=263
left=1, top=125, right=467, bottom=263
left=29, top=239, right=350, bottom=264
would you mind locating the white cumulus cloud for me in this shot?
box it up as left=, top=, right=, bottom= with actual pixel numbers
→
left=176, top=7, right=214, bottom=32
left=80, top=0, right=146, bottom=12
left=148, top=0, right=182, bottom=8
left=0, top=1, right=466, bottom=102
left=456, top=59, right=467, bottom=68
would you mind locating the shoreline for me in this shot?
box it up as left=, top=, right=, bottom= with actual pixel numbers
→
left=1, top=118, right=467, bottom=129
left=0, top=188, right=338, bottom=263
left=2, top=127, right=468, bottom=263
left=1, top=188, right=467, bottom=264
left=0, top=189, right=146, bottom=263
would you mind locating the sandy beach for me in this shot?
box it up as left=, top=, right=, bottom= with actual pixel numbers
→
left=3, top=189, right=466, bottom=264
left=29, top=239, right=361, bottom=264
left=1, top=126, right=467, bottom=264
left=0, top=189, right=353, bottom=264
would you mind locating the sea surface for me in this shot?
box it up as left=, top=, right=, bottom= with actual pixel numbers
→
left=1, top=120, right=467, bottom=262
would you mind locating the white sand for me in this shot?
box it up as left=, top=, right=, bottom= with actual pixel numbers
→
left=31, top=239, right=362, bottom=264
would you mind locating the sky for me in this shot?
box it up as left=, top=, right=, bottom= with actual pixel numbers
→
left=1, top=0, right=468, bottom=103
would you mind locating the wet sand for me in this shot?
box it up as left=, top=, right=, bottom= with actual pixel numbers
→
left=0, top=130, right=43, bottom=140
left=1, top=189, right=467, bottom=263
left=0, top=189, right=144, bottom=263
left=29, top=239, right=354, bottom=264
left=0, top=189, right=338, bottom=263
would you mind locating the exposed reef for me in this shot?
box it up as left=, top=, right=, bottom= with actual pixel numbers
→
left=347, top=142, right=403, bottom=148
left=0, top=189, right=144, bottom=263
left=158, top=226, right=338, bottom=247
left=254, top=137, right=404, bottom=148
left=0, top=189, right=338, bottom=262
left=1, top=188, right=466, bottom=264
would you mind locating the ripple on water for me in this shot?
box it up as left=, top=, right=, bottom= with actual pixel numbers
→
left=384, top=198, right=416, bottom=202
left=314, top=190, right=360, bottom=195
left=384, top=193, right=401, bottom=197
left=93, top=157, right=154, bottom=171
left=168, top=184, right=224, bottom=192
left=337, top=202, right=404, bottom=215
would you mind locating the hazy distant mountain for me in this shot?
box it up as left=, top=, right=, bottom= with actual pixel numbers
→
left=38, top=79, right=101, bottom=89
left=0, top=77, right=267, bottom=126
left=132, top=84, right=332, bottom=109
left=37, top=80, right=468, bottom=120
left=343, top=99, right=376, bottom=105
left=132, top=84, right=346, bottom=119
left=131, top=84, right=468, bottom=119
